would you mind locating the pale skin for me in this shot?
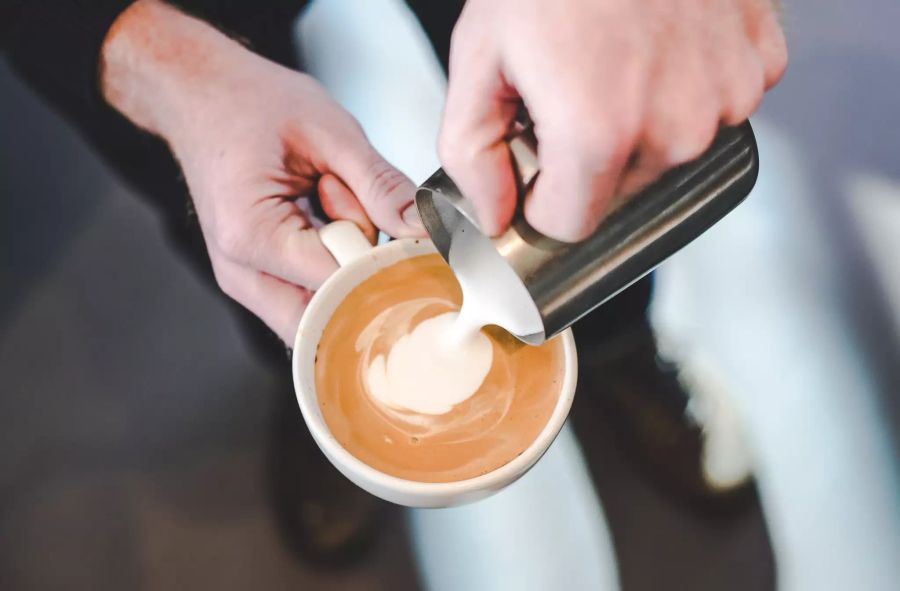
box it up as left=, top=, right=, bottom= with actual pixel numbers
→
left=101, top=0, right=787, bottom=343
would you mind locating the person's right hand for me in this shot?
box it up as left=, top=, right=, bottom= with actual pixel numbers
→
left=439, top=0, right=787, bottom=242
left=101, top=0, right=423, bottom=343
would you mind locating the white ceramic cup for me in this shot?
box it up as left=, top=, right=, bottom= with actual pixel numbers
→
left=291, top=221, right=578, bottom=507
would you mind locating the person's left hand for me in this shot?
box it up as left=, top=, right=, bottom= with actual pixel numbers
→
left=101, top=0, right=424, bottom=343
left=439, top=0, right=787, bottom=242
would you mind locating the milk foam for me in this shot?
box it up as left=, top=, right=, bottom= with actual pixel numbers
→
left=364, top=312, right=492, bottom=415
left=357, top=298, right=496, bottom=416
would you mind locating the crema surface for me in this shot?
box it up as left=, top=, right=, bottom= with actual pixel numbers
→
left=315, top=254, right=565, bottom=483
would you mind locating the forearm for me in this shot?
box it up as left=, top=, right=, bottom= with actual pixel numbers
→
left=100, top=0, right=256, bottom=145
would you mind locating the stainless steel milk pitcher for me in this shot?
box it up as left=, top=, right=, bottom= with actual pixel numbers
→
left=415, top=122, right=759, bottom=345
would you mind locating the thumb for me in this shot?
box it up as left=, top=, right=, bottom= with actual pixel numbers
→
left=322, top=126, right=424, bottom=239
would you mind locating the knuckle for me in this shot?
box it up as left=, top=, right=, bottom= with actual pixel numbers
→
left=363, top=158, right=407, bottom=204
left=339, top=115, right=367, bottom=140
left=723, top=71, right=764, bottom=125
left=609, top=121, right=642, bottom=161
left=552, top=96, right=642, bottom=166
left=576, top=131, right=634, bottom=171
left=764, top=33, right=789, bottom=87
left=438, top=131, right=474, bottom=177
left=678, top=120, right=719, bottom=164
left=211, top=261, right=237, bottom=299
left=543, top=117, right=604, bottom=164
left=214, top=221, right=249, bottom=261
left=659, top=111, right=719, bottom=166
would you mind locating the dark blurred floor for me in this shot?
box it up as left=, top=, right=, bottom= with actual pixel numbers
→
left=0, top=58, right=776, bottom=590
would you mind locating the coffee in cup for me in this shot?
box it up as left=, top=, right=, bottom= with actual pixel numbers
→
left=314, top=253, right=566, bottom=483
left=293, top=221, right=577, bottom=507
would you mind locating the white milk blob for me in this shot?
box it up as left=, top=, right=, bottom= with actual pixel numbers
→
left=356, top=295, right=497, bottom=416
left=364, top=311, right=492, bottom=415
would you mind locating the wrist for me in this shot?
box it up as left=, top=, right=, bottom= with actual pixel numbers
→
left=100, top=0, right=259, bottom=146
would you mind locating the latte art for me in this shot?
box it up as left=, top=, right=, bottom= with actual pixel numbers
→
left=358, top=303, right=494, bottom=415
left=352, top=297, right=522, bottom=446
left=315, top=254, right=565, bottom=483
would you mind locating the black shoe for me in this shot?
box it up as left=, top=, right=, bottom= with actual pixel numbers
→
left=266, top=378, right=388, bottom=566
left=574, top=320, right=756, bottom=514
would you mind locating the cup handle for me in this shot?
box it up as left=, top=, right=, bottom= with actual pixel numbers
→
left=319, top=221, right=374, bottom=267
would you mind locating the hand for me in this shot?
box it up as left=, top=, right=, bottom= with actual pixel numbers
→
left=439, top=0, right=787, bottom=241
left=102, top=0, right=422, bottom=343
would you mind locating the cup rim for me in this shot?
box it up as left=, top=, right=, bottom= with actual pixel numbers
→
left=292, top=238, right=578, bottom=499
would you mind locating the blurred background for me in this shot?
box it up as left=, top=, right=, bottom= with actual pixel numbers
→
left=1, top=0, right=898, bottom=589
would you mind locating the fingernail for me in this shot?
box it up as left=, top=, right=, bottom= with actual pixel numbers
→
left=401, top=203, right=423, bottom=230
